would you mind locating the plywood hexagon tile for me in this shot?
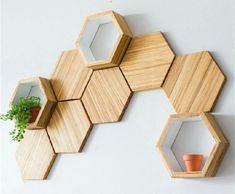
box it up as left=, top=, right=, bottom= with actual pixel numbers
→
left=16, top=129, right=56, bottom=180
left=157, top=112, right=228, bottom=178
left=50, top=49, right=93, bottom=101
left=76, top=10, right=132, bottom=69
left=11, top=77, right=57, bottom=129
left=82, top=67, right=132, bottom=124
left=163, top=51, right=225, bottom=113
left=47, top=100, right=92, bottom=153
left=120, top=32, right=175, bottom=91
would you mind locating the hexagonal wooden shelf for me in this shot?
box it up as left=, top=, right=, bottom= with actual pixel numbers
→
left=50, top=49, right=93, bottom=101
left=47, top=100, right=93, bottom=153
left=11, top=77, right=57, bottom=129
left=76, top=10, right=132, bottom=70
left=16, top=129, right=56, bottom=180
left=82, top=67, right=132, bottom=124
left=163, top=51, right=225, bottom=113
left=157, top=112, right=229, bottom=178
left=120, top=32, right=175, bottom=92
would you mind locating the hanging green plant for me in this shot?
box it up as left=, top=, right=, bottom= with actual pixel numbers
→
left=0, top=96, right=41, bottom=142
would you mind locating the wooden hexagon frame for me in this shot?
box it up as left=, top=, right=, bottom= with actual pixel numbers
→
left=11, top=77, right=57, bottom=129
left=157, top=112, right=229, bottom=178
left=76, top=10, right=132, bottom=70
left=11, top=10, right=229, bottom=180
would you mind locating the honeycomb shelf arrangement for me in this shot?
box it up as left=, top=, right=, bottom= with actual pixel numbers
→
left=9, top=10, right=228, bottom=180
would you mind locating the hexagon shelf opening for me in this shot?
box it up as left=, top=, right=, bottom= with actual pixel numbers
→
left=11, top=77, right=57, bottom=129
left=76, top=10, right=132, bottom=69
left=157, top=112, right=228, bottom=178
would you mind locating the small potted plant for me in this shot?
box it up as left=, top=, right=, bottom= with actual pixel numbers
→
left=183, top=154, right=204, bottom=172
left=0, top=96, right=41, bottom=141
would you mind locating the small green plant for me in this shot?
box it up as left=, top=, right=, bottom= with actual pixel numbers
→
left=0, top=96, right=41, bottom=142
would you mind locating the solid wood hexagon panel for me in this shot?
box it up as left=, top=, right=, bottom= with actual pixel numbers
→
left=50, top=49, right=93, bottom=101
left=15, top=129, right=56, bottom=180
left=163, top=51, right=225, bottom=113
left=82, top=67, right=132, bottom=124
left=11, top=77, right=57, bottom=129
left=47, top=100, right=92, bottom=153
left=157, top=112, right=229, bottom=178
left=120, top=32, right=175, bottom=92
left=76, top=10, right=132, bottom=70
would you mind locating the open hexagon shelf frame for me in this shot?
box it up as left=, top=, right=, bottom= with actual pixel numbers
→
left=76, top=10, right=132, bottom=70
left=11, top=77, right=57, bottom=129
left=10, top=10, right=229, bottom=180
left=157, top=112, right=229, bottom=178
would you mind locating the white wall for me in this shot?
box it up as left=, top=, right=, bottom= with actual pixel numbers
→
left=1, top=0, right=235, bottom=194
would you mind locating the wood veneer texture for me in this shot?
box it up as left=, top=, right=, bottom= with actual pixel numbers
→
left=163, top=51, right=225, bottom=113
left=47, top=100, right=92, bottom=153
left=51, top=49, right=93, bottom=101
left=82, top=67, right=132, bottom=123
left=120, top=32, right=175, bottom=91
left=15, top=129, right=56, bottom=180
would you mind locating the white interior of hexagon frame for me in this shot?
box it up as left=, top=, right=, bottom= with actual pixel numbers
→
left=12, top=81, right=45, bottom=105
left=161, top=116, right=216, bottom=172
left=79, top=15, right=120, bottom=62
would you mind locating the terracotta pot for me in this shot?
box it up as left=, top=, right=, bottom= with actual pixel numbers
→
left=29, top=107, right=41, bottom=123
left=183, top=154, right=203, bottom=172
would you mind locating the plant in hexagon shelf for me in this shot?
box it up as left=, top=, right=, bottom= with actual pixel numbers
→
left=1, top=77, right=57, bottom=141
left=76, top=10, right=132, bottom=70
left=157, top=112, right=229, bottom=178
left=0, top=96, right=41, bottom=141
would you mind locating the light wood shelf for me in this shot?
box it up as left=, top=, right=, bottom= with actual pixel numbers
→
left=157, top=112, right=229, bottom=178
left=50, top=49, right=93, bottom=101
left=120, top=32, right=175, bottom=92
left=82, top=67, right=132, bottom=124
left=15, top=129, right=56, bottom=180
left=11, top=77, right=57, bottom=129
left=163, top=51, right=225, bottom=113
left=47, top=100, right=93, bottom=153
left=76, top=10, right=132, bottom=70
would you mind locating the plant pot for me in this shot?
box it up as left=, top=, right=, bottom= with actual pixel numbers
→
left=29, top=107, right=41, bottom=123
left=183, top=154, right=203, bottom=172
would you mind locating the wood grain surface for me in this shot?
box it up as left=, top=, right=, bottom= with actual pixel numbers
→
left=47, top=100, right=92, bottom=153
left=51, top=49, right=93, bottom=101
left=120, top=32, right=175, bottom=91
left=163, top=51, right=225, bottom=113
left=82, top=67, right=132, bottom=123
left=15, top=129, right=56, bottom=180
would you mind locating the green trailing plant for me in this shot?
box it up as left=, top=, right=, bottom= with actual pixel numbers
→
left=0, top=96, right=41, bottom=142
